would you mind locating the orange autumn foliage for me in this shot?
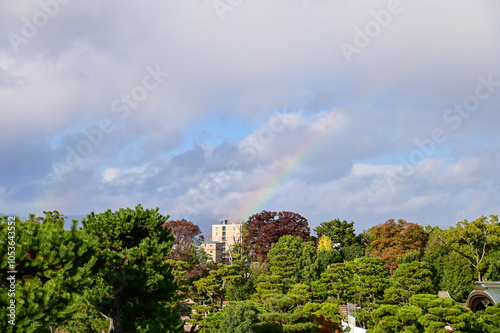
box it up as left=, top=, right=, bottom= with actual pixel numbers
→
left=369, top=218, right=428, bottom=274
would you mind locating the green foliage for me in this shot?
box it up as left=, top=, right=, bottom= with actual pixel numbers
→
left=410, top=294, right=483, bottom=333
left=303, top=301, right=343, bottom=323
left=371, top=295, right=484, bottom=333
left=485, top=250, right=500, bottom=281
left=194, top=264, right=243, bottom=309
left=253, top=274, right=284, bottom=302
left=478, top=303, right=500, bottom=333
left=370, top=304, right=421, bottom=332
left=340, top=243, right=365, bottom=261
left=438, top=215, right=500, bottom=281
left=384, top=261, right=435, bottom=304
left=440, top=252, right=475, bottom=302
left=268, top=235, right=319, bottom=289
left=320, top=262, right=353, bottom=301
left=349, top=256, right=390, bottom=306
left=81, top=205, right=183, bottom=333
left=317, top=249, right=343, bottom=272
left=397, top=250, right=422, bottom=264
left=0, top=212, right=97, bottom=333
left=3, top=209, right=496, bottom=332
left=260, top=293, right=316, bottom=332
left=314, top=218, right=359, bottom=247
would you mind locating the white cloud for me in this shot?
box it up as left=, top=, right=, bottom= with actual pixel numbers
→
left=1, top=0, right=499, bottom=234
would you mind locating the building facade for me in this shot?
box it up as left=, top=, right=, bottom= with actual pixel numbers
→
left=200, top=241, right=223, bottom=264
left=211, top=218, right=243, bottom=264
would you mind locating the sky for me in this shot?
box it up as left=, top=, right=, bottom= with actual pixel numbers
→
left=1, top=0, right=499, bottom=235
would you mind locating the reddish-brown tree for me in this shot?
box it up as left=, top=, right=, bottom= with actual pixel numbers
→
left=163, top=219, right=204, bottom=261
left=369, top=218, right=428, bottom=274
left=243, top=210, right=310, bottom=262
left=312, top=314, right=342, bottom=333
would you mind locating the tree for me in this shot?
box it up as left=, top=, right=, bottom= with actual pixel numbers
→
left=268, top=235, right=319, bottom=289
left=317, top=235, right=333, bottom=252
left=314, top=218, right=358, bottom=247
left=340, top=244, right=366, bottom=261
left=163, top=219, right=204, bottom=261
left=81, top=205, right=183, bottom=333
left=439, top=252, right=475, bottom=302
left=259, top=292, right=316, bottom=332
left=485, top=249, right=500, bottom=281
left=348, top=256, right=389, bottom=306
left=303, top=302, right=343, bottom=332
left=384, top=261, right=435, bottom=304
left=0, top=212, right=98, bottom=333
left=320, top=262, right=353, bottom=301
left=370, top=295, right=484, bottom=333
left=478, top=302, right=500, bottom=333
left=317, top=249, right=343, bottom=274
left=423, top=227, right=476, bottom=303
left=194, top=264, right=242, bottom=310
left=244, top=211, right=310, bottom=262
left=370, top=304, right=421, bottom=333
left=410, top=294, right=483, bottom=332
left=438, top=215, right=500, bottom=281
left=369, top=219, right=429, bottom=274
left=253, top=274, right=284, bottom=302
left=216, top=302, right=259, bottom=333
left=198, top=301, right=279, bottom=333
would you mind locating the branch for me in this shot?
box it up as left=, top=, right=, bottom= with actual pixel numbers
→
left=479, top=228, right=489, bottom=265
left=438, top=234, right=476, bottom=269
left=100, top=312, right=113, bottom=333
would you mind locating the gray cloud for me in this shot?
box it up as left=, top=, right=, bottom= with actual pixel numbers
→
left=1, top=0, right=499, bottom=234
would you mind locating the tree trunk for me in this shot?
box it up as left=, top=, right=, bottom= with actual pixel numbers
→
left=111, top=294, right=123, bottom=333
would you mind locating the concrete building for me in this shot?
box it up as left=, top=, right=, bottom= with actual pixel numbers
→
left=211, top=218, right=243, bottom=264
left=200, top=241, right=223, bottom=264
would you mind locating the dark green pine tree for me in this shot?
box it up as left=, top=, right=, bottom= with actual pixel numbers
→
left=384, top=261, right=435, bottom=304
left=478, top=302, right=500, bottom=333
left=0, top=212, right=97, bottom=333
left=81, top=205, right=183, bottom=333
left=268, top=235, right=319, bottom=290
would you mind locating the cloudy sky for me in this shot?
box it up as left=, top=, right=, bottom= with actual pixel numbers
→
left=1, top=0, right=499, bottom=235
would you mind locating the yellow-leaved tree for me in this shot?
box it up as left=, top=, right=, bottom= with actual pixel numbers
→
left=317, top=235, right=332, bottom=252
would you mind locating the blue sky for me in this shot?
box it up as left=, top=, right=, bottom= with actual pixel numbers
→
left=1, top=0, right=499, bottom=235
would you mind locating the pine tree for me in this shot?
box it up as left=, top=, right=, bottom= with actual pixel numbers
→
left=81, top=205, right=183, bottom=333
left=0, top=212, right=97, bottom=332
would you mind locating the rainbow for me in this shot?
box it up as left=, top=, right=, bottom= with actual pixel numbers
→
left=229, top=42, right=449, bottom=222
left=230, top=110, right=350, bottom=222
